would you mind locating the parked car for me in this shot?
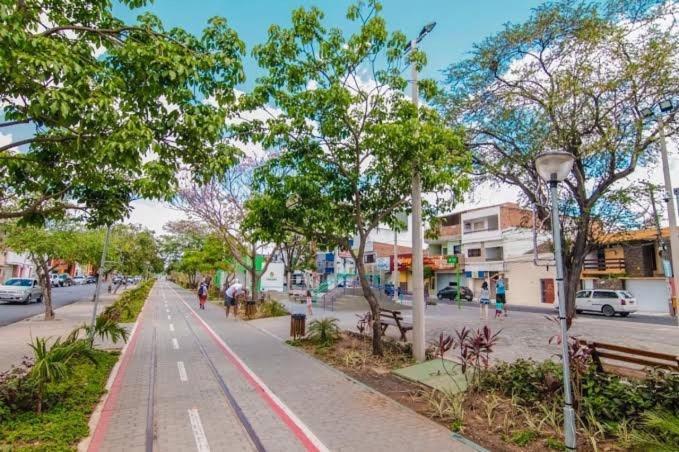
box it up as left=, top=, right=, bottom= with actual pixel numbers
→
left=572, top=289, right=638, bottom=317
left=437, top=285, right=474, bottom=302
left=58, top=274, right=74, bottom=287
left=86, top=275, right=97, bottom=284
left=112, top=275, right=123, bottom=284
left=72, top=276, right=86, bottom=285
left=50, top=273, right=60, bottom=287
left=0, top=278, right=43, bottom=304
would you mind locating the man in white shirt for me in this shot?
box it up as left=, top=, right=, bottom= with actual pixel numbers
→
left=224, top=281, right=245, bottom=318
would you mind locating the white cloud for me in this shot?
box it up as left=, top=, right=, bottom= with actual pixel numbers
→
left=0, top=132, right=12, bottom=148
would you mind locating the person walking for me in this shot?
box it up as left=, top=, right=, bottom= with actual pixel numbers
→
left=197, top=279, right=208, bottom=310
left=494, top=274, right=506, bottom=319
left=305, top=289, right=313, bottom=316
left=479, top=281, right=490, bottom=320
left=224, top=281, right=243, bottom=319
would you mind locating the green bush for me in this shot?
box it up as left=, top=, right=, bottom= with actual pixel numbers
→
left=307, top=318, right=341, bottom=347
left=258, top=300, right=289, bottom=318
left=480, top=359, right=563, bottom=404
left=0, top=350, right=118, bottom=450
left=631, top=410, right=679, bottom=451
left=103, top=279, right=155, bottom=323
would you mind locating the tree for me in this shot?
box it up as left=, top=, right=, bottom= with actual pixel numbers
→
left=241, top=2, right=470, bottom=355
left=2, top=224, right=99, bottom=319
left=0, top=0, right=244, bottom=225
left=277, top=234, right=316, bottom=291
left=174, top=157, right=279, bottom=301
left=107, top=224, right=164, bottom=288
left=440, top=0, right=678, bottom=324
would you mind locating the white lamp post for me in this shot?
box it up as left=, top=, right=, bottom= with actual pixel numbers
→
left=535, top=149, right=577, bottom=451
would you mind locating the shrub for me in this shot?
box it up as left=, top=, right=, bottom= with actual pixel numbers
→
left=307, top=318, right=341, bottom=347
left=0, top=359, right=36, bottom=421
left=103, top=279, right=155, bottom=323
left=631, top=410, right=679, bottom=451
left=480, top=359, right=562, bottom=404
left=258, top=300, right=288, bottom=318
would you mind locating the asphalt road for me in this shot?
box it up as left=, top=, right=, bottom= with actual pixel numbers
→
left=0, top=284, right=99, bottom=327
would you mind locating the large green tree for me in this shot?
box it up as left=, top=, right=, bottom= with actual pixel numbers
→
left=440, top=0, right=678, bottom=323
left=0, top=0, right=244, bottom=225
left=241, top=1, right=470, bottom=355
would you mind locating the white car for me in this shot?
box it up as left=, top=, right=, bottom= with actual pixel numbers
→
left=0, top=278, right=43, bottom=304
left=50, top=274, right=60, bottom=287
left=72, top=276, right=86, bottom=285
left=574, top=289, right=637, bottom=317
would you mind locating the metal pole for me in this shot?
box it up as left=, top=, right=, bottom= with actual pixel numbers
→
left=658, top=119, right=679, bottom=319
left=393, top=229, right=399, bottom=302
left=90, top=224, right=111, bottom=333
left=410, top=38, right=426, bottom=362
left=550, top=181, right=577, bottom=450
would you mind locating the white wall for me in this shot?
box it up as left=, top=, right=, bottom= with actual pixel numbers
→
left=260, top=262, right=286, bottom=292
left=504, top=259, right=556, bottom=306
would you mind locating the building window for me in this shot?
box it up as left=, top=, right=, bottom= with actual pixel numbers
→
left=442, top=247, right=448, bottom=255
left=365, top=254, right=375, bottom=264
left=453, top=245, right=461, bottom=254
left=468, top=248, right=481, bottom=257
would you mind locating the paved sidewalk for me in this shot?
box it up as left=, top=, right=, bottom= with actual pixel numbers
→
left=92, top=281, right=470, bottom=451
left=0, top=293, right=121, bottom=373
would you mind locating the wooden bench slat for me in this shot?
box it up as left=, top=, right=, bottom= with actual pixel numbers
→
left=580, top=340, right=678, bottom=362
left=594, top=351, right=679, bottom=370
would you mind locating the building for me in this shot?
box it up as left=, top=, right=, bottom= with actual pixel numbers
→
left=0, top=251, right=35, bottom=281
left=581, top=227, right=674, bottom=313
left=426, top=202, right=554, bottom=305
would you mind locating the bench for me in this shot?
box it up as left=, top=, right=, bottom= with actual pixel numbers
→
left=379, top=308, right=413, bottom=342
left=579, top=339, right=679, bottom=377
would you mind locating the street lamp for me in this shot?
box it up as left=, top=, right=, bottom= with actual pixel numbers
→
left=405, top=21, right=436, bottom=362
left=641, top=99, right=679, bottom=320
left=535, top=149, right=577, bottom=451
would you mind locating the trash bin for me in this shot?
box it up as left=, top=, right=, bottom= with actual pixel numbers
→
left=245, top=301, right=257, bottom=319
left=290, top=313, right=306, bottom=339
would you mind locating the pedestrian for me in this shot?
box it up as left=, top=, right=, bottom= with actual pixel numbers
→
left=306, top=289, right=313, bottom=316
left=495, top=273, right=507, bottom=317
left=224, top=280, right=243, bottom=319
left=424, top=286, right=430, bottom=306
left=197, top=280, right=208, bottom=310
left=479, top=281, right=490, bottom=320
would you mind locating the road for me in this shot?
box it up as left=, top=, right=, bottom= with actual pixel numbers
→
left=88, top=281, right=469, bottom=452
left=0, top=284, right=99, bottom=327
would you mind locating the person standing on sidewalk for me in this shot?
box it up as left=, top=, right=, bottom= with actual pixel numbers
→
left=305, top=289, right=313, bottom=316
left=479, top=281, right=490, bottom=320
left=224, top=281, right=243, bottom=319
left=494, top=274, right=507, bottom=319
left=197, top=279, right=209, bottom=310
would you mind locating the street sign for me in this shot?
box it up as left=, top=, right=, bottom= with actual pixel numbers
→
left=447, top=255, right=458, bottom=264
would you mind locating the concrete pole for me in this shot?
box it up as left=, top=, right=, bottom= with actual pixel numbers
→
left=393, top=229, right=399, bottom=301
left=550, top=182, right=577, bottom=451
left=658, top=119, right=679, bottom=319
left=410, top=39, right=426, bottom=362
left=90, top=224, right=111, bottom=333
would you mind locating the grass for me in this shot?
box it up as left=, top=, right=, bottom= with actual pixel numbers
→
left=0, top=350, right=118, bottom=451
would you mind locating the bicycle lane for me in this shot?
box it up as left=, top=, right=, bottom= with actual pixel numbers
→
left=168, top=282, right=471, bottom=452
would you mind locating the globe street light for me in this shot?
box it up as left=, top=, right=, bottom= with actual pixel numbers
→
left=642, top=99, right=679, bottom=320
left=535, top=149, right=577, bottom=451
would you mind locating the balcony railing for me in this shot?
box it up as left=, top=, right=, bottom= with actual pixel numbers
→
left=582, top=258, right=626, bottom=273
left=439, top=224, right=461, bottom=237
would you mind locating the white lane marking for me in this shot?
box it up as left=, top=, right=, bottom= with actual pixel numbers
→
left=169, top=323, right=175, bottom=332
left=170, top=286, right=329, bottom=452
left=187, top=408, right=210, bottom=452
left=177, top=361, right=188, bottom=382
left=172, top=338, right=179, bottom=350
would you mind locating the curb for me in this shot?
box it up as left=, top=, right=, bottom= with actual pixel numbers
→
left=76, top=285, right=153, bottom=452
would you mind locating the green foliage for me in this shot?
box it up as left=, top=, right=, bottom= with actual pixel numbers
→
left=545, top=437, right=565, bottom=450
left=0, top=350, right=118, bottom=450
left=307, top=318, right=341, bottom=347
left=631, top=410, right=679, bottom=452
left=509, top=429, right=538, bottom=446
left=258, top=300, right=289, bottom=318
left=103, top=279, right=155, bottom=323
left=67, top=316, right=129, bottom=346
left=480, top=359, right=563, bottom=404
left=0, top=0, right=245, bottom=225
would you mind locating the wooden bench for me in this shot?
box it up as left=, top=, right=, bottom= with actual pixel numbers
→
left=379, top=308, right=413, bottom=342
left=579, top=339, right=679, bottom=377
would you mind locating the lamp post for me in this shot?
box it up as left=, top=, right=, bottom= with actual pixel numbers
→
left=90, top=224, right=112, bottom=337
left=641, top=99, right=679, bottom=320
left=535, top=150, right=577, bottom=451
left=405, top=21, right=436, bottom=362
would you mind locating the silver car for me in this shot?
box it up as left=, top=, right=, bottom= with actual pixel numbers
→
left=0, top=278, right=43, bottom=304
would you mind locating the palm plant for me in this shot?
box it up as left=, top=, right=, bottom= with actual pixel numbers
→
left=28, top=336, right=96, bottom=414
left=307, top=318, right=341, bottom=347
left=84, top=317, right=129, bottom=345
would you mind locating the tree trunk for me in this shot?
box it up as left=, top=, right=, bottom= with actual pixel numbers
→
left=563, top=224, right=589, bottom=328
left=34, top=258, right=54, bottom=320
left=355, top=247, right=383, bottom=356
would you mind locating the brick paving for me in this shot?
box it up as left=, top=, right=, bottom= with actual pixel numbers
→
left=93, top=281, right=469, bottom=451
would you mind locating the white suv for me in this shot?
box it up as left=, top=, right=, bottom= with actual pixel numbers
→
left=575, top=289, right=637, bottom=317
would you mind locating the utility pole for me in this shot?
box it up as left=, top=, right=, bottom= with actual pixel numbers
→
left=658, top=119, right=679, bottom=318
left=648, top=183, right=673, bottom=314
left=90, top=224, right=111, bottom=335
left=393, top=229, right=399, bottom=302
